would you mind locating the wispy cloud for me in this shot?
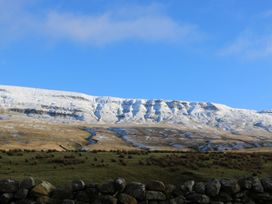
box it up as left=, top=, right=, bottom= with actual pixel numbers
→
left=219, top=32, right=272, bottom=59
left=0, top=1, right=200, bottom=46
left=44, top=12, right=197, bottom=45
left=218, top=7, right=272, bottom=60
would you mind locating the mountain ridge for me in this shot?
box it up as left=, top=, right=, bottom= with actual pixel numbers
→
left=0, top=85, right=271, bottom=132
left=0, top=85, right=272, bottom=151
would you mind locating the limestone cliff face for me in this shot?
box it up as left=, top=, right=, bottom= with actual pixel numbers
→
left=0, top=85, right=272, bottom=138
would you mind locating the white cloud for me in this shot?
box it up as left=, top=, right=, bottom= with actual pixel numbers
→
left=44, top=11, right=197, bottom=45
left=218, top=8, right=272, bottom=60
left=0, top=1, right=200, bottom=46
left=219, top=32, right=272, bottom=60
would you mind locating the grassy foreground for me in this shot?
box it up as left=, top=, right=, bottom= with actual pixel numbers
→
left=0, top=150, right=271, bottom=186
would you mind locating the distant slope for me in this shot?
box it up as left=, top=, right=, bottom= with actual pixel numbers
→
left=0, top=85, right=271, bottom=151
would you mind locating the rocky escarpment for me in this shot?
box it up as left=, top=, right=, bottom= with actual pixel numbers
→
left=0, top=85, right=272, bottom=135
left=1, top=176, right=272, bottom=203
left=1, top=85, right=272, bottom=152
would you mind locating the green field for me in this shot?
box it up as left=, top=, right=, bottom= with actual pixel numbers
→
left=0, top=150, right=271, bottom=186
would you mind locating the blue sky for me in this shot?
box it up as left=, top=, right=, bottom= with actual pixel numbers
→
left=0, top=0, right=272, bottom=110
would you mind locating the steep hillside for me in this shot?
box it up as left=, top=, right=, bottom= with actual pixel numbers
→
left=0, top=85, right=271, bottom=151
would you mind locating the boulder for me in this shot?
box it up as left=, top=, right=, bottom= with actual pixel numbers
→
left=71, top=180, right=85, bottom=192
left=50, top=188, right=73, bottom=200
left=37, top=196, right=60, bottom=204
left=15, top=188, right=29, bottom=199
left=99, top=180, right=116, bottom=195
left=146, top=191, right=166, bottom=200
left=239, top=177, right=252, bottom=190
left=147, top=201, right=158, bottom=204
left=31, top=181, right=56, bottom=197
left=172, top=186, right=184, bottom=197
left=251, top=177, right=264, bottom=193
left=238, top=177, right=263, bottom=192
left=20, top=177, right=36, bottom=190
left=213, top=192, right=232, bottom=202
left=75, top=191, right=90, bottom=202
left=220, top=179, right=240, bottom=194
left=63, top=200, right=76, bottom=204
left=165, top=184, right=176, bottom=197
left=118, top=193, right=137, bottom=204
left=93, top=195, right=118, bottom=204
left=234, top=190, right=248, bottom=199
left=0, top=193, right=13, bottom=204
left=36, top=196, right=50, bottom=204
left=86, top=182, right=98, bottom=188
left=169, top=195, right=185, bottom=204
left=158, top=201, right=169, bottom=204
left=138, top=201, right=148, bottom=204
left=15, top=199, right=36, bottom=204
left=125, top=182, right=146, bottom=200
left=242, top=198, right=256, bottom=204
left=86, top=186, right=99, bottom=200
left=180, top=180, right=194, bottom=194
left=146, top=180, right=166, bottom=192
left=0, top=179, right=19, bottom=193
left=114, top=178, right=126, bottom=192
left=252, top=192, right=272, bottom=201
left=206, top=179, right=221, bottom=197
left=261, top=178, right=272, bottom=192
left=186, top=193, right=210, bottom=204
left=194, top=182, right=206, bottom=194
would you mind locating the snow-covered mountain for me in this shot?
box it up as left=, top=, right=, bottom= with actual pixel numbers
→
left=0, top=85, right=272, bottom=138
left=1, top=85, right=272, bottom=151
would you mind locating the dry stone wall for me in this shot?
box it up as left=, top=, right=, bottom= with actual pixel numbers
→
left=0, top=176, right=272, bottom=203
